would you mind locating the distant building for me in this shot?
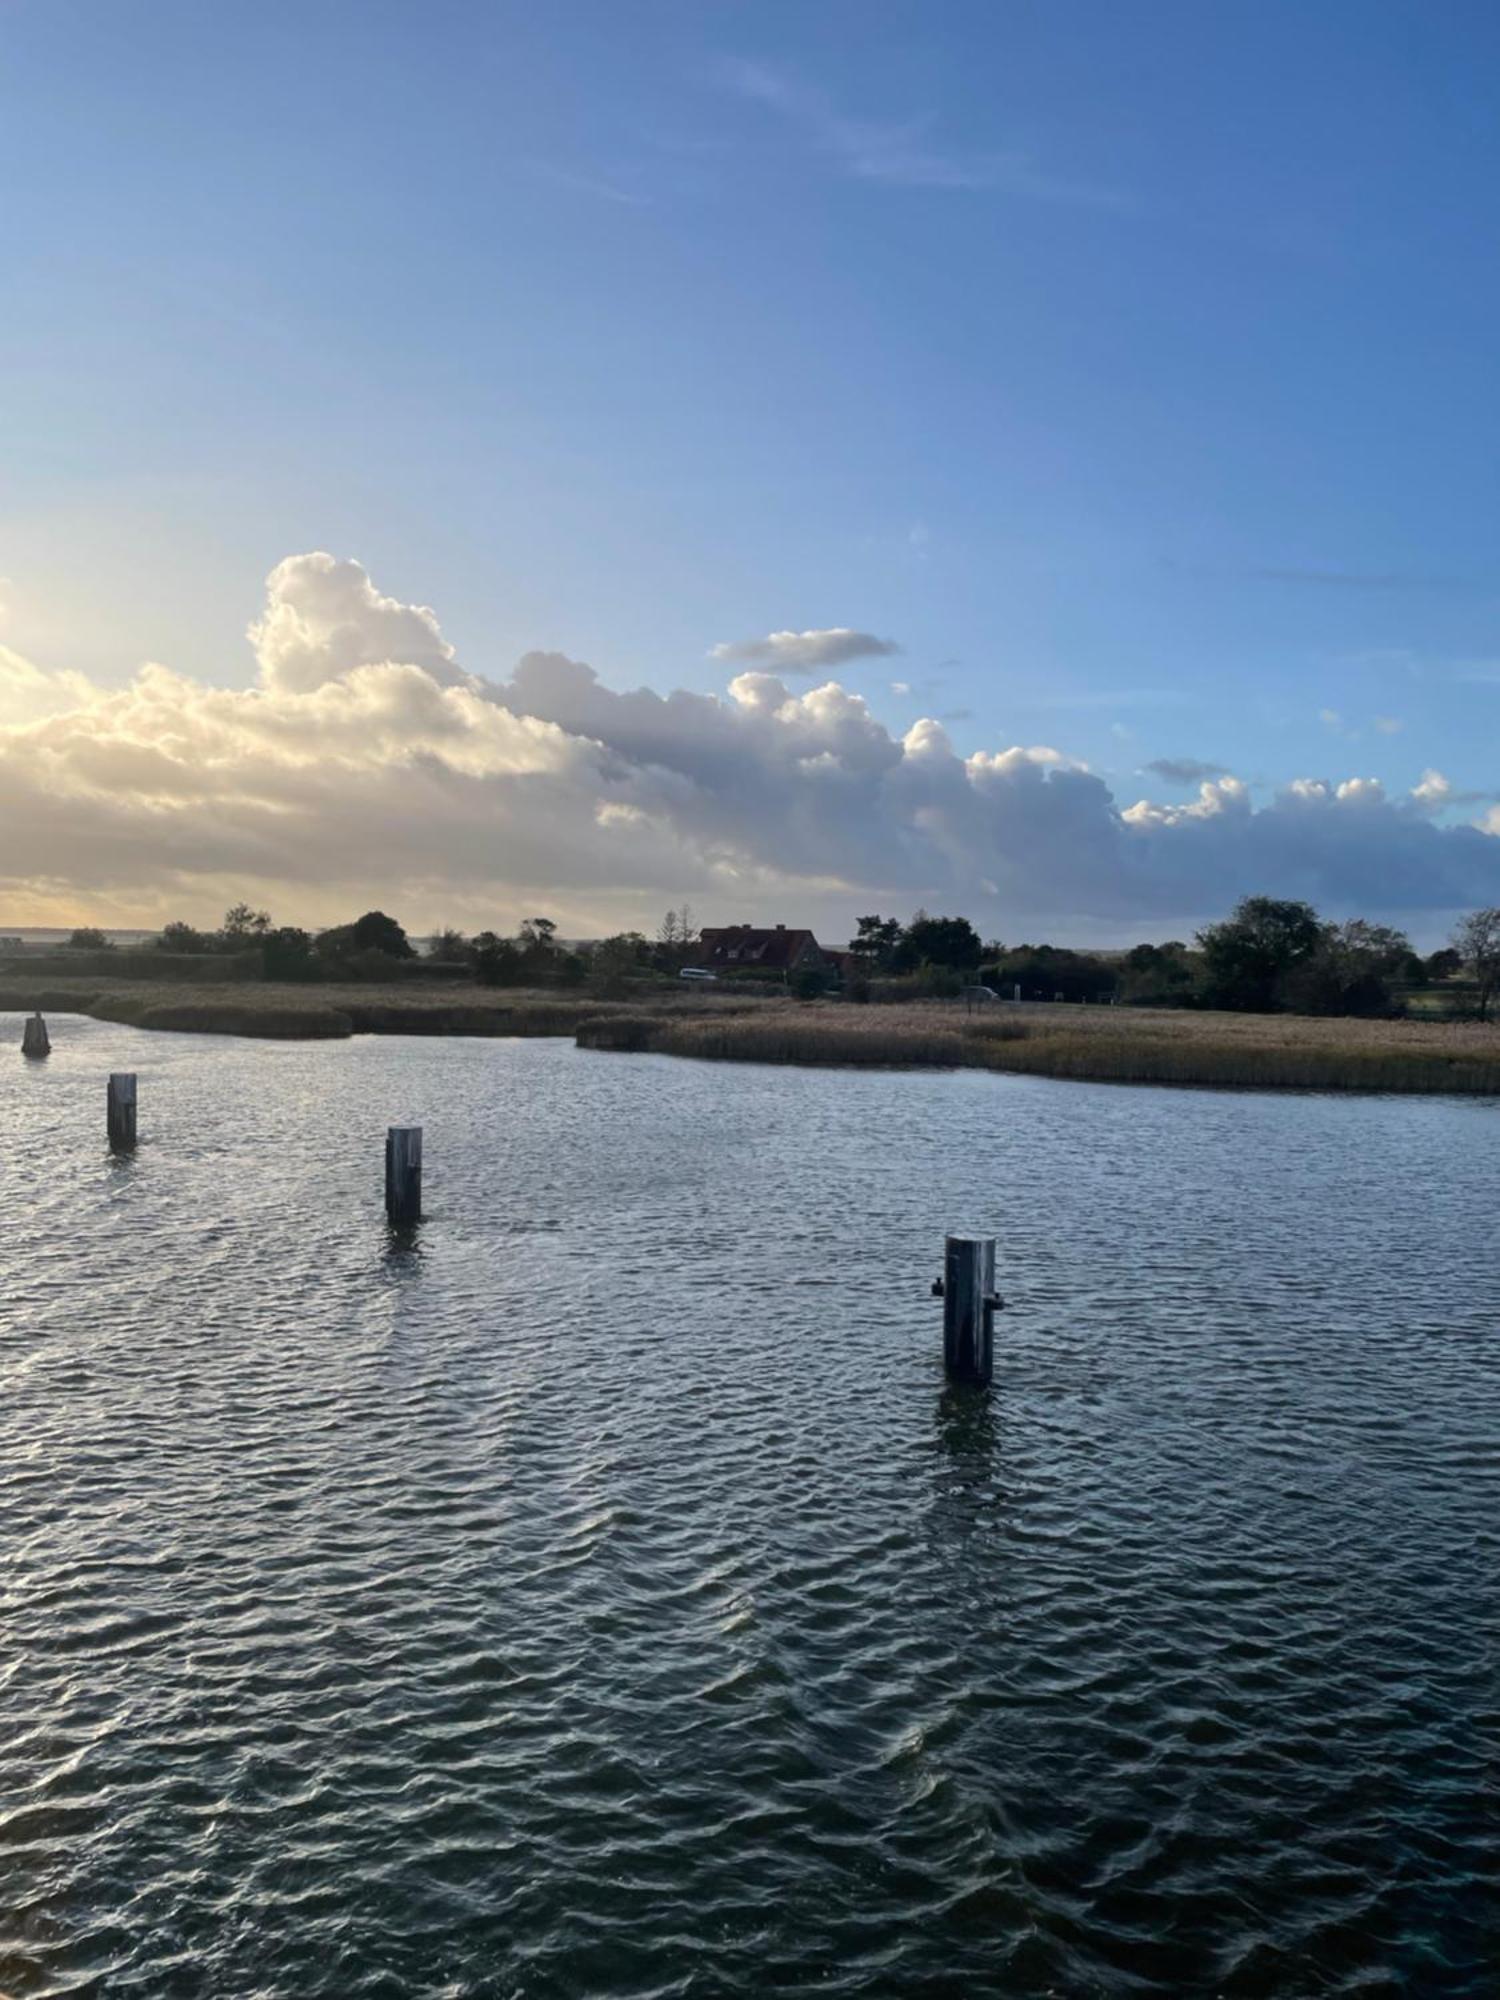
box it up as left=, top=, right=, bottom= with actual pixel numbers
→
left=696, top=924, right=833, bottom=976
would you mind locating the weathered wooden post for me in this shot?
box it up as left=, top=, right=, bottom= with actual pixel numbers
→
left=107, top=1072, right=137, bottom=1151
left=385, top=1125, right=422, bottom=1225
left=931, top=1235, right=1002, bottom=1387
left=21, top=1010, right=50, bottom=1058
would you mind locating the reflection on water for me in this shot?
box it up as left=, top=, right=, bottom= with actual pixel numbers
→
left=1, top=1015, right=1497, bottom=1996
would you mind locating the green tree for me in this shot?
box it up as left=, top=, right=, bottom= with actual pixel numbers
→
left=157, top=921, right=209, bottom=953
left=1425, top=946, right=1463, bottom=982
left=848, top=915, right=904, bottom=971
left=1116, top=941, right=1193, bottom=1006
left=894, top=914, right=983, bottom=973
left=1281, top=919, right=1413, bottom=1017
left=1453, top=907, right=1500, bottom=1021
left=350, top=910, right=414, bottom=959
left=65, top=926, right=113, bottom=950
left=590, top=932, right=650, bottom=994
left=220, top=903, right=271, bottom=945
left=262, top=926, right=313, bottom=979
left=988, top=942, right=1117, bottom=1003
left=472, top=931, right=523, bottom=985
left=425, top=927, right=472, bottom=963
left=1197, top=897, right=1322, bottom=1011
left=517, top=917, right=558, bottom=965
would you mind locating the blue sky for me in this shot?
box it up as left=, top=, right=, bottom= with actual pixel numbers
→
left=3, top=1, right=1499, bottom=938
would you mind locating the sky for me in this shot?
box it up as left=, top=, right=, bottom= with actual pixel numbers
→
left=3, top=0, right=1499, bottom=946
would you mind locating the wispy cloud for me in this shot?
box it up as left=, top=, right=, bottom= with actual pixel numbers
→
left=720, top=59, right=1130, bottom=208
left=1027, top=687, right=1190, bottom=712
left=529, top=162, right=647, bottom=208
left=711, top=627, right=900, bottom=672
left=1144, top=757, right=1229, bottom=785
left=1250, top=565, right=1477, bottom=592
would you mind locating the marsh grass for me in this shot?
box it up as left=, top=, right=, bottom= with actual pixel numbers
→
left=577, top=998, right=1500, bottom=1095
left=7, top=977, right=1499, bottom=1095
left=0, top=979, right=766, bottom=1044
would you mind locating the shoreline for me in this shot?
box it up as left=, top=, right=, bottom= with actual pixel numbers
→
left=5, top=977, right=1499, bottom=1098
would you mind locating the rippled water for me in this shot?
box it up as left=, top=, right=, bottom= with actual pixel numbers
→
left=2, top=1015, right=1497, bottom=1997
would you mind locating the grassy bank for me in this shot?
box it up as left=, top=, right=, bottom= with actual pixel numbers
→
left=5, top=976, right=1499, bottom=1095
left=0, top=977, right=760, bottom=1043
left=573, top=999, right=1500, bottom=1095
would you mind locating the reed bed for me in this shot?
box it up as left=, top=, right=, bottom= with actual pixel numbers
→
left=8, top=977, right=1499, bottom=1094
left=576, top=999, right=1500, bottom=1096
left=0, top=979, right=768, bottom=1044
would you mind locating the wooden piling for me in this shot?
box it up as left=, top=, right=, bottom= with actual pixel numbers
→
left=21, top=1011, right=50, bottom=1059
left=385, top=1125, right=422, bottom=1225
left=107, top=1072, right=137, bottom=1151
left=935, top=1234, right=1001, bottom=1387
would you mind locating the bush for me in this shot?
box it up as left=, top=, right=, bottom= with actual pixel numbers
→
left=914, top=963, right=964, bottom=999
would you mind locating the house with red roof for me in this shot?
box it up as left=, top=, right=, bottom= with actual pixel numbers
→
left=695, top=924, right=834, bottom=978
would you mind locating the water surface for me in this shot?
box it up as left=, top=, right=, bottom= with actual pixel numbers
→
left=2, top=1017, right=1497, bottom=1996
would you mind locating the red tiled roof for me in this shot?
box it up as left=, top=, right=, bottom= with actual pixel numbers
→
left=697, top=925, right=824, bottom=970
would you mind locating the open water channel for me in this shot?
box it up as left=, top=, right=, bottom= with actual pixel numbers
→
left=1, top=1016, right=1496, bottom=1996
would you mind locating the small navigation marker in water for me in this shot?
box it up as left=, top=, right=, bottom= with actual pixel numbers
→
left=107, top=1072, right=137, bottom=1152
left=21, top=1011, right=50, bottom=1059
left=385, top=1126, right=423, bottom=1226
left=931, top=1234, right=1002, bottom=1387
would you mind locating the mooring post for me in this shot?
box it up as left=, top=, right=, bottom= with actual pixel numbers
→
left=385, top=1125, right=423, bottom=1226
left=107, top=1072, right=137, bottom=1151
left=931, top=1234, right=1002, bottom=1386
left=21, top=1010, right=50, bottom=1059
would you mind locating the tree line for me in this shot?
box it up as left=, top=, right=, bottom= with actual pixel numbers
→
left=61, top=903, right=705, bottom=994
left=59, top=895, right=1500, bottom=1020
left=843, top=899, right=1499, bottom=1019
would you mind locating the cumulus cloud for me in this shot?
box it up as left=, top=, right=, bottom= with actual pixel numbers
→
left=709, top=627, right=900, bottom=672
left=249, top=552, right=469, bottom=693
left=3, top=552, right=1500, bottom=936
left=1412, top=768, right=1500, bottom=813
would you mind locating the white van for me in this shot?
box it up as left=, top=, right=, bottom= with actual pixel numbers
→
left=679, top=967, right=718, bottom=982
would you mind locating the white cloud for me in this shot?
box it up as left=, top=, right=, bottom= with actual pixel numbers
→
left=710, top=627, right=900, bottom=672
left=1122, top=777, right=1251, bottom=828
left=249, top=552, right=468, bottom=694
left=3, top=552, right=1500, bottom=935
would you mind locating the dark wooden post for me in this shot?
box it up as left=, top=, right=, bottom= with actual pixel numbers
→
left=107, top=1072, right=137, bottom=1151
left=933, top=1234, right=1001, bottom=1386
left=21, top=1011, right=50, bottom=1058
left=385, top=1126, right=422, bottom=1225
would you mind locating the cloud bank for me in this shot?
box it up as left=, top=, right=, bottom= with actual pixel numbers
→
left=2, top=552, right=1498, bottom=938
